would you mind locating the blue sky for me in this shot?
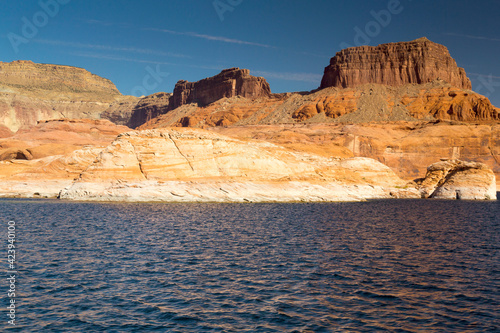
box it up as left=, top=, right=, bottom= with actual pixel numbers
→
left=1, top=0, right=499, bottom=106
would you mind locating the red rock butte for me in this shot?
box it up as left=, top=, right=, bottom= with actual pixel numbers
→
left=172, top=68, right=271, bottom=109
left=320, top=37, right=472, bottom=90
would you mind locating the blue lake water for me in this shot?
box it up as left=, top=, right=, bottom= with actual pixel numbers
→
left=1, top=198, right=499, bottom=332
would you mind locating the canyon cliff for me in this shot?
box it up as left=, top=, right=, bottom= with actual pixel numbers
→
left=172, top=67, right=271, bottom=109
left=59, top=128, right=418, bottom=202
left=320, top=37, right=471, bottom=90
left=0, top=60, right=138, bottom=132
left=0, top=38, right=498, bottom=200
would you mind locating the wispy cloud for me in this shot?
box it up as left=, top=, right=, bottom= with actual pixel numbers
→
left=33, top=39, right=191, bottom=59
left=70, top=52, right=178, bottom=65
left=444, top=32, right=500, bottom=42
left=252, top=70, right=322, bottom=83
left=72, top=51, right=225, bottom=72
left=468, top=72, right=500, bottom=80
left=147, top=28, right=274, bottom=49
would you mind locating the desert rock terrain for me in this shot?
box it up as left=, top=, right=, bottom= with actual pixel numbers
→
left=0, top=38, right=498, bottom=200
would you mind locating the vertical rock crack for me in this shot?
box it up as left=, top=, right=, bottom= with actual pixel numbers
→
left=165, top=133, right=195, bottom=172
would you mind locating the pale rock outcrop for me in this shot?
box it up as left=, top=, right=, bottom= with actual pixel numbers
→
left=0, top=60, right=138, bottom=131
left=59, top=128, right=418, bottom=202
left=418, top=159, right=496, bottom=200
left=211, top=122, right=500, bottom=189
left=0, top=147, right=103, bottom=198
left=320, top=38, right=471, bottom=90
left=0, top=119, right=130, bottom=198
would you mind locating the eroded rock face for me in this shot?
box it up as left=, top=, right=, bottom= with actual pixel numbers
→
left=210, top=121, right=500, bottom=190
left=0, top=118, right=130, bottom=198
left=0, top=60, right=137, bottom=131
left=418, top=159, right=496, bottom=200
left=401, top=86, right=499, bottom=122
left=172, top=68, right=271, bottom=109
left=59, top=128, right=418, bottom=202
left=100, top=93, right=172, bottom=129
left=0, top=60, right=120, bottom=96
left=0, top=118, right=130, bottom=161
left=292, top=84, right=498, bottom=123
left=320, top=38, right=472, bottom=90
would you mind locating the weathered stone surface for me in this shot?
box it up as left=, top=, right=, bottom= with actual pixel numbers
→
left=0, top=118, right=130, bottom=161
left=0, top=60, right=120, bottom=96
left=210, top=121, right=500, bottom=191
left=129, top=92, right=172, bottom=128
left=0, top=118, right=130, bottom=198
left=172, top=68, right=271, bottom=109
left=59, top=128, right=418, bottom=202
left=320, top=38, right=471, bottom=90
left=143, top=82, right=498, bottom=128
left=0, top=125, right=13, bottom=138
left=418, top=160, right=496, bottom=200
left=401, top=86, right=499, bottom=122
left=0, top=60, right=138, bottom=131
left=100, top=92, right=172, bottom=129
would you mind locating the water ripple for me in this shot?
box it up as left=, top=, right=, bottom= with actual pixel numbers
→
left=1, top=198, right=499, bottom=332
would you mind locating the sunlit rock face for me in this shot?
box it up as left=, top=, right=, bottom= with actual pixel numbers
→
left=172, top=68, right=271, bottom=109
left=59, top=127, right=419, bottom=202
left=320, top=38, right=471, bottom=90
left=418, top=159, right=497, bottom=200
left=0, top=60, right=138, bottom=132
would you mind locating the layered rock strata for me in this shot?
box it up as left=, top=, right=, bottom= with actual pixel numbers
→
left=59, top=128, right=418, bottom=202
left=0, top=60, right=120, bottom=96
left=0, top=119, right=130, bottom=198
left=101, top=92, right=172, bottom=128
left=0, top=60, right=138, bottom=131
left=172, top=68, right=271, bottom=109
left=320, top=38, right=471, bottom=90
left=418, top=160, right=496, bottom=200
left=141, top=82, right=498, bottom=129
left=211, top=121, right=500, bottom=189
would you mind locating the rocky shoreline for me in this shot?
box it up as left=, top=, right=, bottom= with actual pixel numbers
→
left=0, top=38, right=498, bottom=202
left=0, top=127, right=495, bottom=202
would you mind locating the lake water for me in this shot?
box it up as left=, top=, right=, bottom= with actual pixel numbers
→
left=1, top=198, right=499, bottom=332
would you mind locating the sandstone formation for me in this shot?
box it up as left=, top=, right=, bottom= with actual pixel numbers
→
left=0, top=60, right=139, bottom=131
left=0, top=118, right=129, bottom=162
left=320, top=38, right=471, bottom=90
left=102, top=68, right=271, bottom=129
left=101, top=92, right=172, bottom=129
left=172, top=68, right=271, bottom=109
left=0, top=38, right=498, bottom=201
left=140, top=82, right=498, bottom=128
left=58, top=128, right=418, bottom=202
left=0, top=125, right=12, bottom=138
left=0, top=60, right=120, bottom=96
left=0, top=119, right=130, bottom=198
left=209, top=121, right=500, bottom=191
left=401, top=86, right=499, bottom=122
left=418, top=160, right=496, bottom=200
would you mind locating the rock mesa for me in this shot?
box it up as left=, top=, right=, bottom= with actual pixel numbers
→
left=172, top=68, right=271, bottom=109
left=320, top=38, right=471, bottom=90
left=0, top=60, right=138, bottom=131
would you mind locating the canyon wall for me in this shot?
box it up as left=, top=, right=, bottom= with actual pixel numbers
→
left=0, top=60, right=137, bottom=131
left=320, top=38, right=471, bottom=90
left=172, top=68, right=271, bottom=109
